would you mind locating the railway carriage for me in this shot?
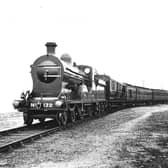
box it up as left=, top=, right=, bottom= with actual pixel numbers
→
left=152, top=89, right=168, bottom=104
left=124, top=83, right=153, bottom=105
left=124, top=83, right=137, bottom=102
left=136, top=86, right=153, bottom=104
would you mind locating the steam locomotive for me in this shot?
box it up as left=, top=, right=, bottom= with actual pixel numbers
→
left=13, top=42, right=168, bottom=126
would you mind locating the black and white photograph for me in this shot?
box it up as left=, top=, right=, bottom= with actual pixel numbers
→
left=0, top=0, right=168, bottom=167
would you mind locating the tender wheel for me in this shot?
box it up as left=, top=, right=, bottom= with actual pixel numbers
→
left=69, top=109, right=76, bottom=123
left=23, top=112, right=33, bottom=126
left=100, top=103, right=105, bottom=116
left=88, top=106, right=93, bottom=118
left=95, top=103, right=101, bottom=117
left=77, top=106, right=84, bottom=120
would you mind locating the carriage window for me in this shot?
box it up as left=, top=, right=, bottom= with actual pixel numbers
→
left=129, top=90, right=132, bottom=98
left=110, top=80, right=116, bottom=91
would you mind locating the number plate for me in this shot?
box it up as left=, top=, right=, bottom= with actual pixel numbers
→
left=43, top=103, right=53, bottom=108
left=30, top=102, right=53, bottom=108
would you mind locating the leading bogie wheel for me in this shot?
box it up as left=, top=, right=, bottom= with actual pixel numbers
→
left=23, top=112, right=33, bottom=126
left=55, top=112, right=61, bottom=126
left=60, top=111, right=68, bottom=126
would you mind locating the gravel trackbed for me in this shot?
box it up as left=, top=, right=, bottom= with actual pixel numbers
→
left=1, top=105, right=168, bottom=168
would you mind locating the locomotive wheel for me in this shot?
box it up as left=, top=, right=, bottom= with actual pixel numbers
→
left=55, top=112, right=61, bottom=126
left=23, top=112, right=33, bottom=126
left=95, top=103, right=101, bottom=117
left=94, top=105, right=98, bottom=117
left=88, top=106, right=93, bottom=118
left=60, top=111, right=68, bottom=126
left=100, top=104, right=105, bottom=116
left=99, top=104, right=103, bottom=116
left=77, top=106, right=84, bottom=120
left=69, top=109, right=76, bottom=123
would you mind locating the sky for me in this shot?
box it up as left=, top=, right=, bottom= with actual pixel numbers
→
left=0, top=0, right=168, bottom=112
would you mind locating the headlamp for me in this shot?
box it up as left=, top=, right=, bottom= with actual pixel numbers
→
left=55, top=100, right=63, bottom=107
left=13, top=100, right=20, bottom=108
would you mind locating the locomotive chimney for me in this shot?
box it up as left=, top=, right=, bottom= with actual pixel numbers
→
left=45, top=42, right=57, bottom=55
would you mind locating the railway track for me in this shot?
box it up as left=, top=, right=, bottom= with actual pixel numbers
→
left=0, top=121, right=62, bottom=153
left=0, top=116, right=93, bottom=154
left=0, top=107, right=119, bottom=154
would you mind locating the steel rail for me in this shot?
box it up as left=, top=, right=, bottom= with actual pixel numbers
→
left=0, top=120, right=61, bottom=153
left=0, top=117, right=89, bottom=153
left=0, top=126, right=60, bottom=153
left=0, top=112, right=103, bottom=154
left=0, top=120, right=54, bottom=136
